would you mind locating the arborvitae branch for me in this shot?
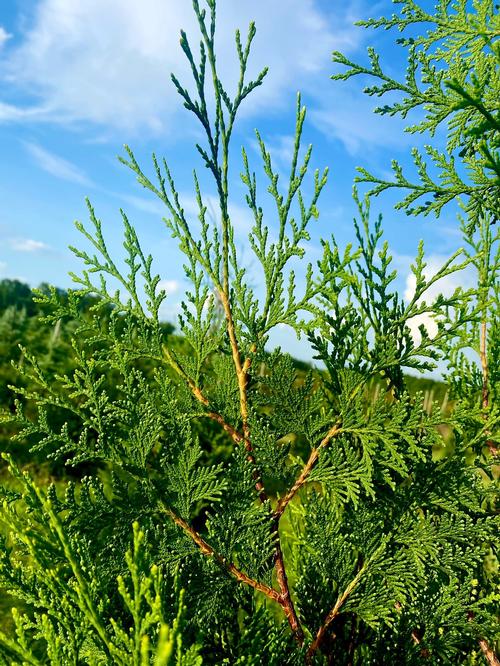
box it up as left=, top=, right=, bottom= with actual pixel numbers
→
left=274, top=423, right=343, bottom=519
left=306, top=552, right=375, bottom=664
left=162, top=505, right=280, bottom=603
left=332, top=0, right=500, bottom=229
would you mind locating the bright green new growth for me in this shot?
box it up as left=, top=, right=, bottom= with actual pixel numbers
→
left=0, top=455, right=200, bottom=665
left=0, top=0, right=498, bottom=664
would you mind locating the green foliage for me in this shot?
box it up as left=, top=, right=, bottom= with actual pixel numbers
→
left=0, top=455, right=200, bottom=665
left=332, top=0, right=500, bottom=228
left=0, top=0, right=498, bottom=664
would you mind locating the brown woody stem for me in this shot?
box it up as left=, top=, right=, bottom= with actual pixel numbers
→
left=162, top=344, right=248, bottom=447
left=161, top=344, right=210, bottom=406
left=480, top=320, right=489, bottom=411
left=479, top=638, right=500, bottom=666
left=165, top=507, right=280, bottom=603
left=411, top=630, right=431, bottom=659
left=274, top=534, right=304, bottom=643
left=274, top=423, right=342, bottom=519
left=306, top=559, right=369, bottom=664
left=218, top=289, right=304, bottom=642
left=164, top=284, right=306, bottom=642
left=205, top=411, right=243, bottom=443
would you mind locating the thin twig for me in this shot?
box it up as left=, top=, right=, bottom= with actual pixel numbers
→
left=411, top=629, right=431, bottom=659
left=161, top=344, right=209, bottom=406
left=218, top=287, right=304, bottom=641
left=162, top=343, right=246, bottom=446
left=218, top=297, right=267, bottom=500
left=274, top=423, right=342, bottom=519
left=205, top=411, right=244, bottom=442
left=479, top=638, right=500, bottom=666
left=163, top=506, right=280, bottom=603
left=305, top=559, right=369, bottom=664
left=163, top=305, right=303, bottom=639
left=480, top=320, right=489, bottom=412
left=165, top=303, right=304, bottom=641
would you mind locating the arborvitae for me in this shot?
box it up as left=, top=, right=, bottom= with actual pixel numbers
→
left=332, top=0, right=500, bottom=229
left=0, top=0, right=498, bottom=663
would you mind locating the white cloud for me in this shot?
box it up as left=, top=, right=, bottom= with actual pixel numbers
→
left=255, top=134, right=295, bottom=167
left=0, top=0, right=359, bottom=133
left=122, top=188, right=255, bottom=237
left=118, top=194, right=165, bottom=217
left=250, top=133, right=304, bottom=181
left=180, top=192, right=255, bottom=238
left=0, top=260, right=6, bottom=274
left=403, top=254, right=473, bottom=342
left=10, top=237, right=51, bottom=252
left=24, top=142, right=93, bottom=186
left=0, top=27, right=12, bottom=49
left=310, top=85, right=413, bottom=156
left=0, top=101, right=49, bottom=122
left=157, top=279, right=180, bottom=295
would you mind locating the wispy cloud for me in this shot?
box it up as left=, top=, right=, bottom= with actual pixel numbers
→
left=0, top=102, right=50, bottom=122
left=9, top=237, right=51, bottom=253
left=23, top=142, right=93, bottom=186
left=0, top=0, right=360, bottom=134
left=180, top=193, right=255, bottom=239
left=310, top=85, right=413, bottom=156
left=0, top=26, right=12, bottom=49
left=119, top=194, right=165, bottom=217
left=251, top=134, right=297, bottom=177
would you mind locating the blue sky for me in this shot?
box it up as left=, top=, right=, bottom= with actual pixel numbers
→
left=0, top=0, right=468, bottom=362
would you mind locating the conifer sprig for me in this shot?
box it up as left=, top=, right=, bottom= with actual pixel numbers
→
left=332, top=0, right=500, bottom=227
left=0, top=456, right=201, bottom=665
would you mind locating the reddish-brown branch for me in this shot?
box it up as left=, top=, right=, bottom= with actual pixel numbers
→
left=273, top=534, right=304, bottom=643
left=468, top=611, right=500, bottom=666
left=269, top=421, right=343, bottom=645
left=219, top=293, right=266, bottom=494
left=164, top=287, right=306, bottom=642
left=205, top=411, right=244, bottom=443
left=274, top=423, right=342, bottom=519
left=220, top=290, right=244, bottom=378
left=162, top=343, right=249, bottom=449
left=165, top=507, right=281, bottom=603
left=162, top=344, right=209, bottom=405
left=480, top=320, right=489, bottom=411
left=218, top=290, right=304, bottom=642
left=305, top=560, right=368, bottom=664
left=410, top=630, right=431, bottom=658
left=236, top=345, right=268, bottom=502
